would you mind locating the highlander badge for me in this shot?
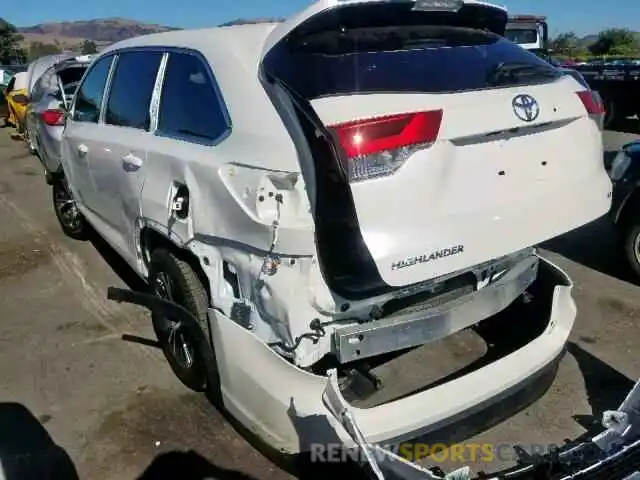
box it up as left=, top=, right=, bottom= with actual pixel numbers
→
left=391, top=245, right=464, bottom=271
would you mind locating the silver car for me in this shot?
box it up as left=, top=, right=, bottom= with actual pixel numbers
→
left=25, top=57, right=91, bottom=184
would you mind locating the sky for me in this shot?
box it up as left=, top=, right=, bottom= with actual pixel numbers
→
left=14, top=0, right=640, bottom=37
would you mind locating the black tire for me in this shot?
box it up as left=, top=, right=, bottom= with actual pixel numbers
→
left=148, top=248, right=220, bottom=400
left=623, top=223, right=640, bottom=279
left=45, top=172, right=54, bottom=185
left=26, top=130, right=37, bottom=155
left=52, top=175, right=88, bottom=240
left=603, top=97, right=615, bottom=130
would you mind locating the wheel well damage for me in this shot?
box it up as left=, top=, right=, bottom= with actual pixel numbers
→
left=140, top=226, right=212, bottom=305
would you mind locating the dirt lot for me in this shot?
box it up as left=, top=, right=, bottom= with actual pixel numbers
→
left=0, top=127, right=639, bottom=479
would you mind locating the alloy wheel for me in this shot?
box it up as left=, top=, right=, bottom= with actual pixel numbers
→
left=153, top=272, right=195, bottom=369
left=53, top=179, right=83, bottom=232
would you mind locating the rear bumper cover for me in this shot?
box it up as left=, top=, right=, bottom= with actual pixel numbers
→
left=209, top=255, right=576, bottom=454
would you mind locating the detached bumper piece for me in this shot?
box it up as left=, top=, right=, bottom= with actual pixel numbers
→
left=323, top=372, right=640, bottom=480
left=498, top=377, right=640, bottom=480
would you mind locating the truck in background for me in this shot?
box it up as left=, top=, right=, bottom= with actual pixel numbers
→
left=505, top=14, right=549, bottom=56
left=572, top=61, right=640, bottom=129
left=506, top=14, right=640, bottom=129
left=505, top=15, right=607, bottom=129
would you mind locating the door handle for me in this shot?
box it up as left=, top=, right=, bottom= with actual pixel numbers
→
left=122, top=153, right=143, bottom=172
left=77, top=144, right=88, bottom=157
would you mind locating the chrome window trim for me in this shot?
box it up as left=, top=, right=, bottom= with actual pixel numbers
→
left=108, top=45, right=232, bottom=147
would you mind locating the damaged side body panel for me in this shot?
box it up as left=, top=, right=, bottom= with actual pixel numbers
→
left=141, top=147, right=541, bottom=368
left=139, top=132, right=542, bottom=367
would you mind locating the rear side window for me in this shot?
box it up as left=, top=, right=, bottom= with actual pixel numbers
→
left=73, top=55, right=113, bottom=123
left=30, top=76, right=46, bottom=103
left=265, top=15, right=560, bottom=98
left=105, top=51, right=163, bottom=130
left=156, top=52, right=229, bottom=144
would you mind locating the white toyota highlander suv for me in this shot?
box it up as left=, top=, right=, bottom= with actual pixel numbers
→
left=56, top=0, right=611, bottom=463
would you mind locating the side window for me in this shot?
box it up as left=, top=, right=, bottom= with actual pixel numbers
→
left=30, top=77, right=44, bottom=103
left=157, top=52, right=229, bottom=143
left=34, top=70, right=58, bottom=102
left=105, top=51, right=162, bottom=130
left=73, top=55, right=113, bottom=123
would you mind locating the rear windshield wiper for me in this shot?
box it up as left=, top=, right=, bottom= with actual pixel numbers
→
left=487, top=61, right=559, bottom=86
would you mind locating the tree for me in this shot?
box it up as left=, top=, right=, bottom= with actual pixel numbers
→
left=28, top=41, right=61, bottom=61
left=549, top=32, right=586, bottom=57
left=0, top=18, right=27, bottom=64
left=589, top=28, right=640, bottom=56
left=81, top=40, right=97, bottom=54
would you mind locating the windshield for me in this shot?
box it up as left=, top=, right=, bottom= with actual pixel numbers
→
left=265, top=25, right=560, bottom=98
left=6, top=65, right=27, bottom=75
left=504, top=28, right=539, bottom=45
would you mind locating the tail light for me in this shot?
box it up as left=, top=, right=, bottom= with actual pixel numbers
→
left=329, top=110, right=443, bottom=183
left=41, top=109, right=65, bottom=126
left=577, top=90, right=605, bottom=116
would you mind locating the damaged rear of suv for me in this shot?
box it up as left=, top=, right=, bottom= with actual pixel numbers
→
left=60, top=0, right=611, bottom=460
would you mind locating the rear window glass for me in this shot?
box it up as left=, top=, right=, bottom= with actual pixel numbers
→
left=59, top=66, right=87, bottom=88
left=265, top=26, right=560, bottom=98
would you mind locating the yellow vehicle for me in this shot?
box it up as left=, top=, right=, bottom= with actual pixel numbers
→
left=3, top=72, right=29, bottom=132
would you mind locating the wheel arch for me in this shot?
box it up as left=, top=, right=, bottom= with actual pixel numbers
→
left=616, top=186, right=640, bottom=231
left=139, top=226, right=212, bottom=304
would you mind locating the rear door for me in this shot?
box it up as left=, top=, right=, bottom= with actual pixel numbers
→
left=261, top=0, right=607, bottom=291
left=91, top=49, right=163, bottom=265
left=63, top=54, right=115, bottom=210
